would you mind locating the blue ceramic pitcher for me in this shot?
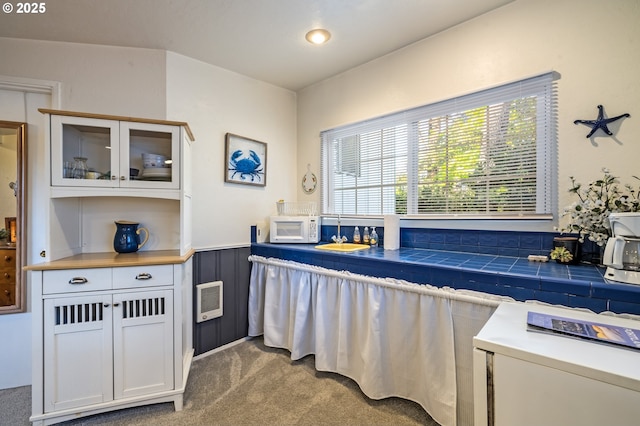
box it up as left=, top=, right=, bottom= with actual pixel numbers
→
left=113, top=220, right=149, bottom=253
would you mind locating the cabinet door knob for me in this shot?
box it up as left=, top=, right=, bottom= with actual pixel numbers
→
left=113, top=303, right=120, bottom=307
left=103, top=303, right=110, bottom=308
left=68, top=277, right=88, bottom=284
left=111, top=175, right=117, bottom=180
left=4, top=272, right=11, bottom=279
left=135, top=273, right=153, bottom=280
left=4, top=255, right=12, bottom=262
left=120, top=176, right=126, bottom=180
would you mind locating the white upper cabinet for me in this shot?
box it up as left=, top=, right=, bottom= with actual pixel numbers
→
left=48, top=112, right=187, bottom=195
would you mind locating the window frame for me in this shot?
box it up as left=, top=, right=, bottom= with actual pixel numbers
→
left=320, top=72, right=559, bottom=221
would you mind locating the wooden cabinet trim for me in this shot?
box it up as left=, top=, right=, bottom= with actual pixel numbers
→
left=38, top=108, right=195, bottom=141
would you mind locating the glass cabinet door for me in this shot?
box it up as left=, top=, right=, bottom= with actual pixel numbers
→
left=119, top=122, right=180, bottom=190
left=50, top=115, right=119, bottom=187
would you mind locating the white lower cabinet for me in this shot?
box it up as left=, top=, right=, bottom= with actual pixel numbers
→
left=29, top=257, right=193, bottom=425
left=112, top=290, right=173, bottom=400
left=43, top=293, right=113, bottom=412
left=43, top=289, right=173, bottom=413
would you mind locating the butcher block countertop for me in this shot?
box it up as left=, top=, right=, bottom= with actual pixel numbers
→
left=24, top=249, right=195, bottom=271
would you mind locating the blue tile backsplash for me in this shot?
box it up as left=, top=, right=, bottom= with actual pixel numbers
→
left=253, top=225, right=640, bottom=315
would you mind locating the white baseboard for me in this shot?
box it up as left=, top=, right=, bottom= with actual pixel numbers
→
left=193, top=336, right=252, bottom=361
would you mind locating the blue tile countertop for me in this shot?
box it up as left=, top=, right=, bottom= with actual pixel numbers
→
left=251, top=242, right=640, bottom=315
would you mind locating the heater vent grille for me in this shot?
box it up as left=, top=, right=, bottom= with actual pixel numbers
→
left=196, top=281, right=223, bottom=322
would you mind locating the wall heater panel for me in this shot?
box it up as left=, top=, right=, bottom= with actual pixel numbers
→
left=196, top=281, right=223, bottom=323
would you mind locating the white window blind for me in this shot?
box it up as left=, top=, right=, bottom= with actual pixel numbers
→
left=321, top=72, right=558, bottom=217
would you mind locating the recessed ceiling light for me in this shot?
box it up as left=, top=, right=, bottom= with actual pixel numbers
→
left=305, top=29, right=331, bottom=45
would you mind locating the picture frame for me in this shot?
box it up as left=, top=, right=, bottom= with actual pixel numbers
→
left=5, top=217, right=16, bottom=244
left=224, top=133, right=267, bottom=187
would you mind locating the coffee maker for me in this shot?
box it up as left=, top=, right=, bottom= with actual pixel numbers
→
left=603, top=212, right=640, bottom=285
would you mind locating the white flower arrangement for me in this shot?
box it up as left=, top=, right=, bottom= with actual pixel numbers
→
left=558, top=168, right=640, bottom=246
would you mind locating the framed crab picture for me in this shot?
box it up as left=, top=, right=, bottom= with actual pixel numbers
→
left=224, top=133, right=267, bottom=187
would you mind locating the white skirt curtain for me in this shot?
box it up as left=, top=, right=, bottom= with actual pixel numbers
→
left=248, top=255, right=513, bottom=426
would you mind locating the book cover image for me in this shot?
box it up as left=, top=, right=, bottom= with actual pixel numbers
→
left=527, top=311, right=640, bottom=350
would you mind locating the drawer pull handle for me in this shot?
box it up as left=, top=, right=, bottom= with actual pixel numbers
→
left=4, top=255, right=12, bottom=262
left=135, top=273, right=152, bottom=280
left=4, top=273, right=10, bottom=279
left=68, top=277, right=88, bottom=284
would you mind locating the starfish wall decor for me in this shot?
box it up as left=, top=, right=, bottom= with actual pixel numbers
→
left=574, top=105, right=630, bottom=138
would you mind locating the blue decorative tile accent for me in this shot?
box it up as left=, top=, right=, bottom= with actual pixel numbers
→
left=497, top=233, right=520, bottom=248
left=567, top=295, right=608, bottom=312
left=444, top=231, right=461, bottom=245
left=460, top=231, right=480, bottom=246
left=533, top=290, right=570, bottom=306
left=498, top=273, right=540, bottom=290
left=459, top=270, right=498, bottom=287
left=609, top=300, right=640, bottom=315
left=501, top=285, right=536, bottom=301
left=253, top=224, right=640, bottom=314
left=591, top=281, right=640, bottom=304
left=430, top=267, right=460, bottom=287
left=479, top=233, right=499, bottom=247
left=430, top=230, right=446, bottom=244
left=539, top=277, right=591, bottom=297
left=520, top=233, right=543, bottom=250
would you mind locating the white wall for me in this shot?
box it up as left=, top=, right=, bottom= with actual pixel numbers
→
left=166, top=52, right=297, bottom=249
left=297, top=0, right=640, bottom=231
left=0, top=37, right=167, bottom=118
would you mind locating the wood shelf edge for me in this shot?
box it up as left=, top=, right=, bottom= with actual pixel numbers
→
left=25, top=248, right=195, bottom=271
left=38, top=108, right=195, bottom=141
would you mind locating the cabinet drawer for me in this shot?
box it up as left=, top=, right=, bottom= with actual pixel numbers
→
left=43, top=268, right=112, bottom=294
left=0, top=266, right=14, bottom=283
left=112, top=264, right=174, bottom=289
left=1, top=250, right=16, bottom=267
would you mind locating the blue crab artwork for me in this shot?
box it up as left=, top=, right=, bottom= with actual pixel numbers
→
left=228, top=149, right=264, bottom=182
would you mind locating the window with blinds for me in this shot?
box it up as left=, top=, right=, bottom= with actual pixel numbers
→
left=321, top=72, right=558, bottom=217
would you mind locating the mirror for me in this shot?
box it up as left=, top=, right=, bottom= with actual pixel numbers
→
left=0, top=121, right=26, bottom=313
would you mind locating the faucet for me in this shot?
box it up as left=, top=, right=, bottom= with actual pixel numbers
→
left=331, top=214, right=348, bottom=244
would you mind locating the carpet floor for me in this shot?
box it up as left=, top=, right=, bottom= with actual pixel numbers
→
left=0, top=337, right=440, bottom=425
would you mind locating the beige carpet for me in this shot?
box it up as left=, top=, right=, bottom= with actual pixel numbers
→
left=1, top=337, right=440, bottom=425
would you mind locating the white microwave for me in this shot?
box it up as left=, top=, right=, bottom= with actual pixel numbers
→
left=270, top=215, right=320, bottom=243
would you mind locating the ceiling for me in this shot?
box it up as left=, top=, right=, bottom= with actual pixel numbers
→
left=0, top=0, right=514, bottom=91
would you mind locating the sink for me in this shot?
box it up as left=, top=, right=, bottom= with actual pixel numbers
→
left=314, top=243, right=371, bottom=252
